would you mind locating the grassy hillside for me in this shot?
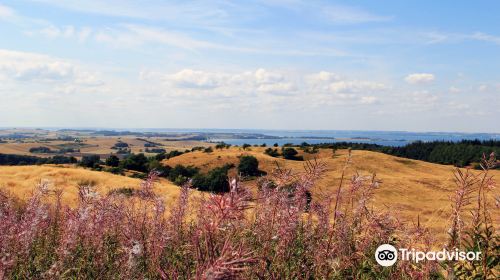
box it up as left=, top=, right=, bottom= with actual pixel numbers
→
left=0, top=165, right=183, bottom=207
left=0, top=147, right=498, bottom=241
left=165, top=147, right=500, bottom=241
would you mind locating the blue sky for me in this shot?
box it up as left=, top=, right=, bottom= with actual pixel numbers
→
left=0, top=0, right=499, bottom=132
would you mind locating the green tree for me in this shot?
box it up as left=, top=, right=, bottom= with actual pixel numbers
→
left=282, top=147, right=303, bottom=161
left=238, top=155, right=259, bottom=176
left=192, top=166, right=230, bottom=192
left=105, top=155, right=120, bottom=167
left=120, top=153, right=149, bottom=172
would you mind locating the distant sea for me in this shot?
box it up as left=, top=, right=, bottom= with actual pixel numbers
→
left=23, top=128, right=500, bottom=147
left=129, top=129, right=500, bottom=147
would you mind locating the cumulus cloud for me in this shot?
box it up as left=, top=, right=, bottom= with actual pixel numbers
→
left=404, top=73, right=435, bottom=84
left=254, top=68, right=284, bottom=84
left=0, top=49, right=103, bottom=87
left=329, top=80, right=385, bottom=93
left=166, top=69, right=223, bottom=89
left=305, top=71, right=340, bottom=84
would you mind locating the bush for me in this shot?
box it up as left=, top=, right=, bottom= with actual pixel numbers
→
left=80, top=155, right=101, bottom=168
left=120, top=153, right=149, bottom=172
left=204, top=147, right=213, bottom=153
left=242, top=143, right=251, bottom=150
left=282, top=147, right=303, bottom=161
left=145, top=148, right=166, bottom=154
left=264, top=148, right=280, bottom=157
left=105, top=155, right=120, bottom=167
left=215, top=142, right=231, bottom=149
left=29, top=146, right=52, bottom=153
left=238, top=155, right=260, bottom=177
left=168, top=164, right=199, bottom=185
left=112, top=142, right=129, bottom=148
left=192, top=166, right=231, bottom=192
left=148, top=160, right=171, bottom=177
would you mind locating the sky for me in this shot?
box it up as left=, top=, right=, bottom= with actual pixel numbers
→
left=0, top=0, right=499, bottom=132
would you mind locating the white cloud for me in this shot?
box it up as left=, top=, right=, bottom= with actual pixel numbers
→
left=329, top=80, right=385, bottom=93
left=0, top=49, right=103, bottom=87
left=255, top=68, right=284, bottom=84
left=449, top=86, right=461, bottom=93
left=404, top=73, right=435, bottom=84
left=0, top=4, right=15, bottom=19
left=166, top=69, right=223, bottom=89
left=306, top=71, right=340, bottom=84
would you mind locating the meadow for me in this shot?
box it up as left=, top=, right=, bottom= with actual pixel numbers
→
left=0, top=145, right=498, bottom=279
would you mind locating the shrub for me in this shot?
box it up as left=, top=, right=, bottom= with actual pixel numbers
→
left=264, top=148, right=280, bottom=157
left=282, top=147, right=303, bottom=160
left=29, top=146, right=52, bottom=153
left=204, top=147, right=213, bottom=153
left=120, top=153, right=149, bottom=172
left=148, top=160, right=171, bottom=177
left=242, top=143, right=251, bottom=150
left=80, top=154, right=101, bottom=168
left=215, top=142, right=231, bottom=149
left=105, top=155, right=120, bottom=167
left=112, top=141, right=129, bottom=148
left=192, top=166, right=231, bottom=192
left=238, top=155, right=259, bottom=177
left=168, top=164, right=199, bottom=185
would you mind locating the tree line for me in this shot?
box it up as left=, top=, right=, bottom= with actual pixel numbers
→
left=312, top=139, right=500, bottom=168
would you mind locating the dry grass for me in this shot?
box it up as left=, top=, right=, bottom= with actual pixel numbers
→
left=165, top=147, right=500, bottom=242
left=0, top=165, right=183, bottom=207
left=1, top=147, right=498, bottom=242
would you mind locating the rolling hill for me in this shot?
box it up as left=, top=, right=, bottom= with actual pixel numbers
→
left=164, top=147, right=500, bottom=241
left=0, top=147, right=498, bottom=242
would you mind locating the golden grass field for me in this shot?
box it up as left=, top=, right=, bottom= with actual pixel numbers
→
left=0, top=147, right=498, bottom=243
left=0, top=165, right=183, bottom=207
left=164, top=147, right=500, bottom=242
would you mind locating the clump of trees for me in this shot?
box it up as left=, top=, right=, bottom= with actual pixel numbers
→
left=80, top=155, right=102, bottom=169
left=282, top=147, right=303, bottom=161
left=145, top=148, right=166, bottom=154
left=312, top=140, right=500, bottom=168
left=111, top=142, right=129, bottom=149
left=264, top=148, right=280, bottom=157
left=168, top=165, right=200, bottom=185
left=215, top=142, right=231, bottom=149
left=191, top=164, right=233, bottom=192
left=29, top=146, right=53, bottom=153
left=238, top=155, right=260, bottom=176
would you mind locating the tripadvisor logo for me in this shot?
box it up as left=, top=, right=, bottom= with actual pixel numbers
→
left=375, top=244, right=398, bottom=267
left=375, top=244, right=481, bottom=267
